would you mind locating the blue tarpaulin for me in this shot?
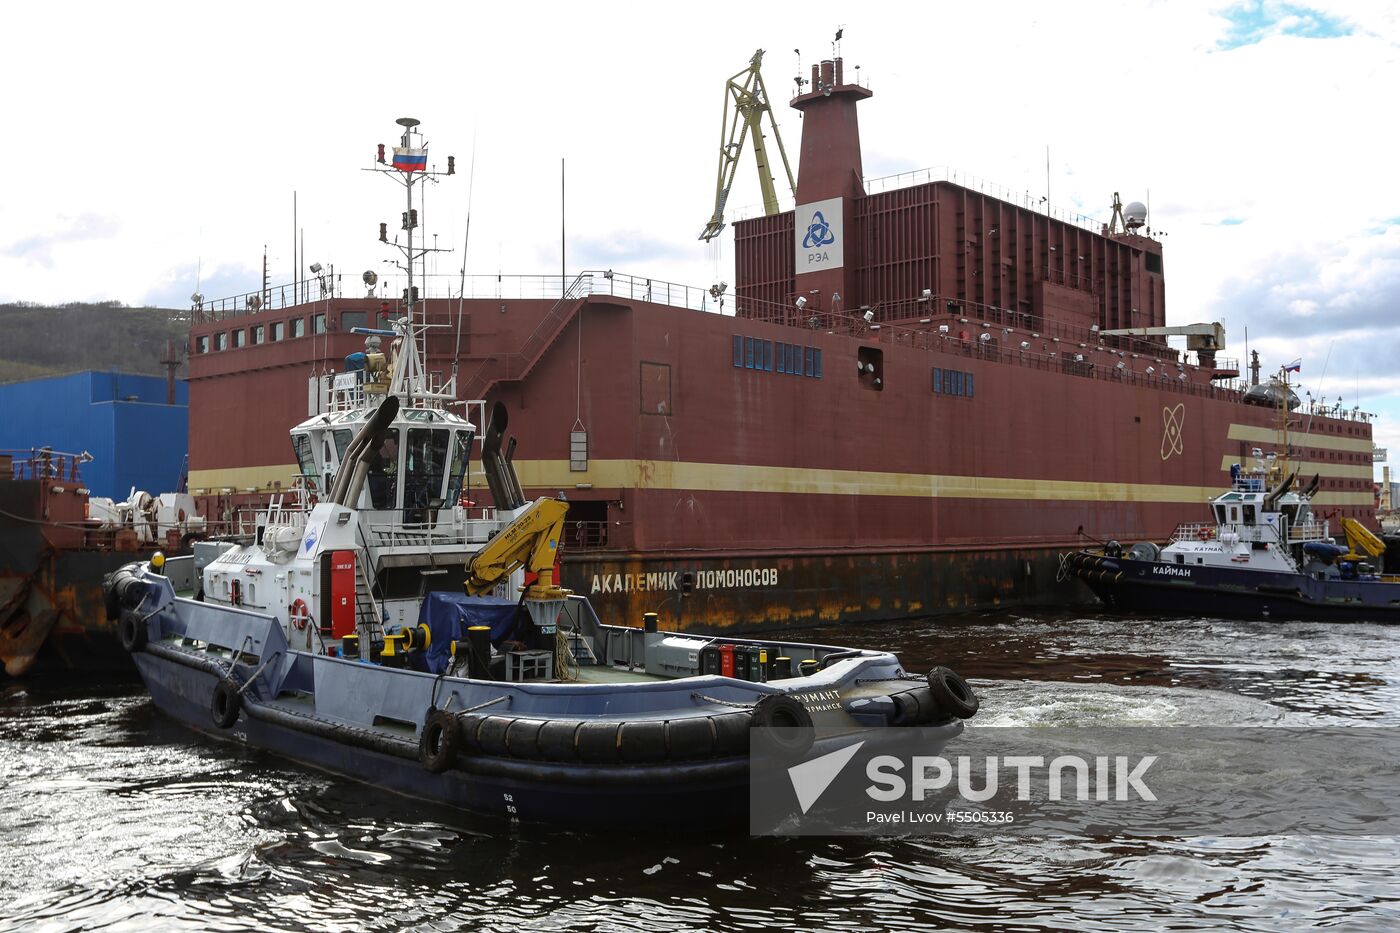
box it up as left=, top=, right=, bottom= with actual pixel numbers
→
left=417, top=593, right=521, bottom=674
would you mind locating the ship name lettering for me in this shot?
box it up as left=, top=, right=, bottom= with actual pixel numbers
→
left=696, top=568, right=779, bottom=590
left=588, top=567, right=779, bottom=594
left=795, top=689, right=842, bottom=712
left=1151, top=565, right=1191, bottom=578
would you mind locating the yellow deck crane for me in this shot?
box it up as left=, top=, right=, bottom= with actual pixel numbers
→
left=465, top=497, right=571, bottom=602
left=1340, top=516, right=1387, bottom=566
left=698, top=49, right=797, bottom=242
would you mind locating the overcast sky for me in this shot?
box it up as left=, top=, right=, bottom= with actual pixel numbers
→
left=4, top=1, right=1398, bottom=471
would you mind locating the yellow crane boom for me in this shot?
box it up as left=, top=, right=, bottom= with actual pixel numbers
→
left=465, top=497, right=571, bottom=599
left=698, top=49, right=797, bottom=242
left=1340, top=516, right=1386, bottom=561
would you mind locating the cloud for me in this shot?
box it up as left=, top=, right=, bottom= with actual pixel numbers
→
left=1216, top=1, right=1355, bottom=50
left=2, top=214, right=119, bottom=268
left=554, top=230, right=696, bottom=273
left=1215, top=223, right=1400, bottom=347
left=140, top=261, right=263, bottom=311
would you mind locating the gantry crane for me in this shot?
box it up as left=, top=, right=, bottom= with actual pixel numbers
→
left=698, top=49, right=796, bottom=242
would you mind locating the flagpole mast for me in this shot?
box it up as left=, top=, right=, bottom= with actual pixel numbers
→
left=371, top=117, right=454, bottom=404
left=400, top=118, right=417, bottom=341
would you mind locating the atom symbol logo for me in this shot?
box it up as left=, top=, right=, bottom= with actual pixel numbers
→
left=1161, top=403, right=1185, bottom=460
left=803, top=210, right=836, bottom=249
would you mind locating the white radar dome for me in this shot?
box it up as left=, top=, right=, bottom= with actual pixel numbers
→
left=1124, top=202, right=1148, bottom=228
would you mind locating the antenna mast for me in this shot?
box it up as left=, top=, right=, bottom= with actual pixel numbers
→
left=368, top=117, right=456, bottom=405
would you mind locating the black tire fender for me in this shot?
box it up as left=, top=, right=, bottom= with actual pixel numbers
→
left=891, top=690, right=921, bottom=725
left=103, top=577, right=123, bottom=622
left=665, top=717, right=715, bottom=761
left=118, top=610, right=147, bottom=653
left=910, top=686, right=939, bottom=723
left=210, top=680, right=241, bottom=729
left=476, top=715, right=513, bottom=757
left=927, top=667, right=979, bottom=720
left=504, top=718, right=546, bottom=760
left=750, top=694, right=814, bottom=760
left=618, top=720, right=668, bottom=763
left=456, top=713, right=484, bottom=752
left=418, top=709, right=461, bottom=773
left=536, top=720, right=580, bottom=761
left=710, top=711, right=751, bottom=757
left=575, top=720, right=622, bottom=764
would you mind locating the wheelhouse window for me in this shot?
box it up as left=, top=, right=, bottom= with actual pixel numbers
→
left=195, top=336, right=208, bottom=354
left=313, top=313, right=327, bottom=334
left=270, top=321, right=284, bottom=341
left=366, top=429, right=400, bottom=510
left=251, top=324, right=265, bottom=345
left=230, top=329, right=245, bottom=348
left=332, top=429, right=353, bottom=465
left=445, top=430, right=473, bottom=507
left=341, top=311, right=368, bottom=331
left=215, top=333, right=228, bottom=351
left=291, top=433, right=317, bottom=478
left=404, top=428, right=450, bottom=522
left=291, top=317, right=306, bottom=338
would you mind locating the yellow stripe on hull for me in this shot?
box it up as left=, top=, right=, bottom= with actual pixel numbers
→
left=191, top=457, right=1375, bottom=509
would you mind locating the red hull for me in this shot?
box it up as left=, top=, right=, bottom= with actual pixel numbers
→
left=181, top=56, right=1375, bottom=630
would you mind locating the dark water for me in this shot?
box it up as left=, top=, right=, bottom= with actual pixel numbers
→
left=3, top=611, right=1398, bottom=932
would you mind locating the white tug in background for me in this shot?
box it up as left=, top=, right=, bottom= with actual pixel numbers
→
left=1069, top=368, right=1400, bottom=623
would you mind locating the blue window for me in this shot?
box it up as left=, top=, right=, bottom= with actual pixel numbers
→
left=813, top=348, right=822, bottom=378
left=762, top=340, right=773, bottom=371
left=733, top=335, right=742, bottom=368
left=932, top=368, right=943, bottom=393
left=966, top=373, right=974, bottom=397
left=745, top=337, right=755, bottom=369
left=950, top=371, right=963, bottom=396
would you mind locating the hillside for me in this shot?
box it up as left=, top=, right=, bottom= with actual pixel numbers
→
left=0, top=302, right=189, bottom=385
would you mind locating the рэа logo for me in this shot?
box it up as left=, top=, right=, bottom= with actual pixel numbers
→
left=803, top=211, right=836, bottom=249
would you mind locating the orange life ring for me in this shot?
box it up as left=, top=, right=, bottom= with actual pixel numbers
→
left=290, top=598, right=312, bottom=631
left=1197, top=528, right=1211, bottom=541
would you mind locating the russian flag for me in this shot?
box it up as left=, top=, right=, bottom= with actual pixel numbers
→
left=1285, top=358, right=1302, bottom=373
left=392, top=146, right=427, bottom=172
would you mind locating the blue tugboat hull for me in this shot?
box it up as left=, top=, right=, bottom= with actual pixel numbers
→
left=1069, top=551, right=1400, bottom=623
left=112, top=568, right=968, bottom=829
left=133, top=651, right=758, bottom=828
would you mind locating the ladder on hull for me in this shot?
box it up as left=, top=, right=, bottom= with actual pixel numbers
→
left=355, top=556, right=385, bottom=647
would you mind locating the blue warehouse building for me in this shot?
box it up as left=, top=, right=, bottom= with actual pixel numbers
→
left=0, top=371, right=188, bottom=499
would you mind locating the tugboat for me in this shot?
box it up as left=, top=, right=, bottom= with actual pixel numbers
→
left=103, top=118, right=978, bottom=828
left=1067, top=367, right=1399, bottom=623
